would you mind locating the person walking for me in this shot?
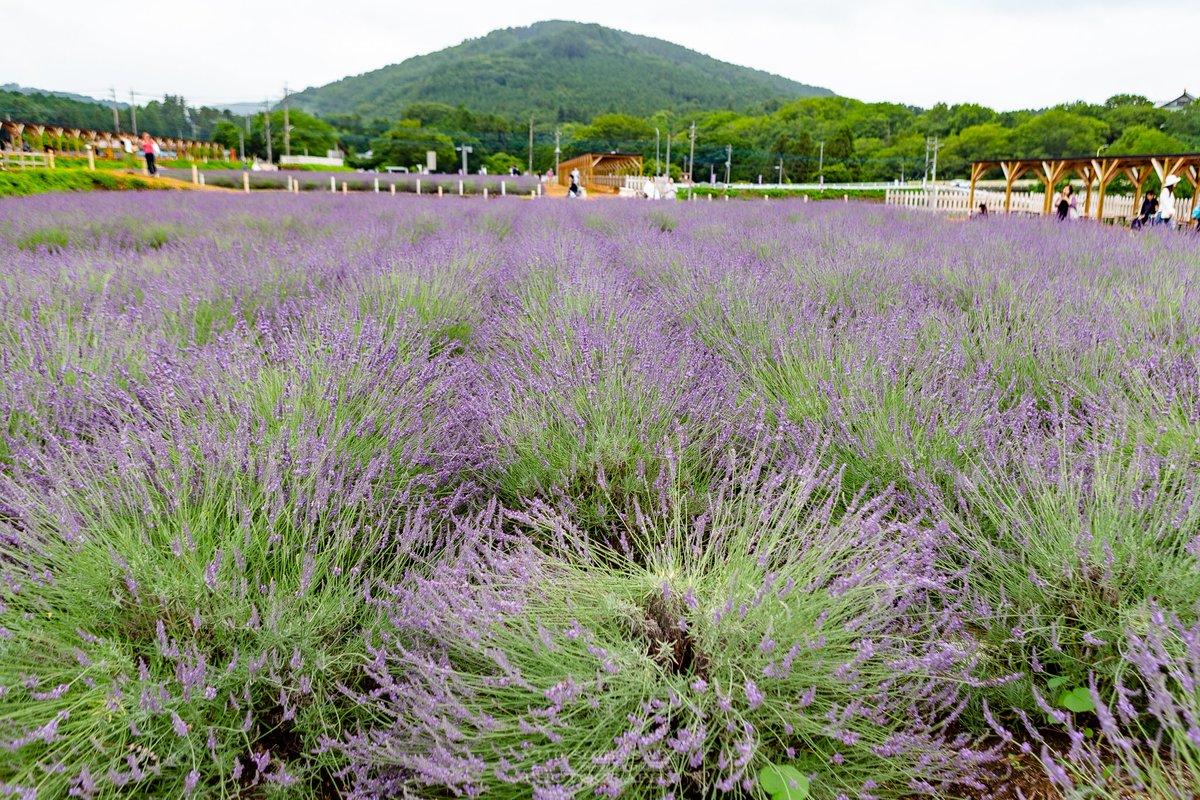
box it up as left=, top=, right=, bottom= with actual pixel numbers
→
left=140, top=132, right=158, bottom=177
left=1157, top=175, right=1179, bottom=229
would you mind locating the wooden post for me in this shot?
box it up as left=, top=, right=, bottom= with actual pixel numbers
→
left=1080, top=165, right=1094, bottom=217
left=47, top=150, right=55, bottom=169
left=968, top=162, right=988, bottom=211
left=416, top=179, right=421, bottom=195
left=191, top=164, right=199, bottom=185
left=341, top=181, right=348, bottom=195
left=483, top=187, right=489, bottom=200
left=458, top=180, right=463, bottom=196
left=1001, top=161, right=1024, bottom=213
left=501, top=180, right=506, bottom=196
left=87, top=146, right=95, bottom=171
left=374, top=177, right=379, bottom=193
left=199, top=173, right=206, bottom=186
left=243, top=172, right=250, bottom=193
left=1127, top=166, right=1150, bottom=224
left=330, top=176, right=336, bottom=193
left=438, top=185, right=443, bottom=198
left=390, top=183, right=396, bottom=196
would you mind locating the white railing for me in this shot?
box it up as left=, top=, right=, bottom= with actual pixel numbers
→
left=885, top=187, right=1195, bottom=222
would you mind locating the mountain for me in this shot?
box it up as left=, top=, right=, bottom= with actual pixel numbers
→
left=211, top=102, right=267, bottom=117
left=1, top=84, right=127, bottom=109
left=290, top=21, right=832, bottom=121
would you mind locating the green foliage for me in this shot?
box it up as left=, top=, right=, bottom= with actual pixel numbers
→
left=1057, top=687, right=1096, bottom=714
left=1009, top=109, right=1108, bottom=158
left=288, top=21, right=832, bottom=121
left=252, top=108, right=337, bottom=160
left=759, top=763, right=811, bottom=800
left=0, top=169, right=161, bottom=197
left=369, top=121, right=455, bottom=170
left=1109, top=124, right=1186, bottom=155
left=483, top=151, right=524, bottom=174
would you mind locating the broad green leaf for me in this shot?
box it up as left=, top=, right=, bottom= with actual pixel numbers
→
left=1057, top=687, right=1095, bottom=714
left=758, top=763, right=810, bottom=800
left=1046, top=676, right=1069, bottom=690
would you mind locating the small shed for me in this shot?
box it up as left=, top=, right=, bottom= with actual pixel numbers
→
left=558, top=152, right=643, bottom=188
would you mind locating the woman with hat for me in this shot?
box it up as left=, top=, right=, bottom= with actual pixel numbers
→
left=1157, top=174, right=1180, bottom=229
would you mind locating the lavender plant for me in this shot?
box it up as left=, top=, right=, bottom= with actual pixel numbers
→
left=1, top=193, right=1198, bottom=797
left=341, top=453, right=997, bottom=799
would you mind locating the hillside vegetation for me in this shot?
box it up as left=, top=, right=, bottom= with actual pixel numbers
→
left=289, top=20, right=832, bottom=121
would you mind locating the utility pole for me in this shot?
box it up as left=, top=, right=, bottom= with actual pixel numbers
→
left=665, top=129, right=672, bottom=177
left=688, top=121, right=696, bottom=180
left=818, top=141, right=824, bottom=186
left=264, top=100, right=272, bottom=164
left=456, top=143, right=473, bottom=174
left=238, top=131, right=245, bottom=163
left=528, top=117, right=534, bottom=174
left=554, top=129, right=561, bottom=175
left=923, top=137, right=931, bottom=187
left=129, top=90, right=137, bottom=136
left=283, top=83, right=290, bottom=158
left=777, top=156, right=784, bottom=185
left=724, top=144, right=732, bottom=185
left=654, top=128, right=660, bottom=176
left=110, top=88, right=120, bottom=133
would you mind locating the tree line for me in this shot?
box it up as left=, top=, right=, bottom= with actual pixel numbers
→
left=7, top=88, right=1200, bottom=182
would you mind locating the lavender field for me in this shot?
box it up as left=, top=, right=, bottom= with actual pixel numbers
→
left=1, top=193, right=1198, bottom=799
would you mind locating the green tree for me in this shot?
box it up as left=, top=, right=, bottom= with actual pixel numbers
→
left=1009, top=110, right=1108, bottom=157
left=483, top=151, right=524, bottom=174
left=370, top=121, right=455, bottom=170
left=948, top=103, right=996, bottom=134
left=1108, top=124, right=1186, bottom=155
left=252, top=109, right=336, bottom=160
left=577, top=113, right=654, bottom=147
left=939, top=123, right=1012, bottom=175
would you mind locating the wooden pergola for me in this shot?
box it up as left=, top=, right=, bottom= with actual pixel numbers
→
left=1, top=120, right=225, bottom=162
left=558, top=152, right=643, bottom=187
left=969, top=153, right=1200, bottom=219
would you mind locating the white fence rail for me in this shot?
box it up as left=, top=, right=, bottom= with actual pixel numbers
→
left=885, top=187, right=1197, bottom=222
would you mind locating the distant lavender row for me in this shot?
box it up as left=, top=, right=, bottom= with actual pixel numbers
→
left=0, top=193, right=1197, bottom=799
left=159, top=168, right=540, bottom=193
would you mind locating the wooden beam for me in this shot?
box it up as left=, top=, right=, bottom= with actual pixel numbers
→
left=969, top=162, right=987, bottom=211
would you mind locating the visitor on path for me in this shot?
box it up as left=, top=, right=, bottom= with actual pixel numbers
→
left=1132, top=191, right=1158, bottom=230
left=567, top=178, right=580, bottom=198
left=1055, top=184, right=1075, bottom=221
left=140, top=132, right=158, bottom=176
left=1157, top=175, right=1179, bottom=228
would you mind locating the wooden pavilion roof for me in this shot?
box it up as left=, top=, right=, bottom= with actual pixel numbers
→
left=968, top=152, right=1200, bottom=217
left=558, top=152, right=643, bottom=185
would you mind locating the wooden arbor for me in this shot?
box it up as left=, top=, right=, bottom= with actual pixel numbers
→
left=557, top=152, right=644, bottom=187
left=969, top=153, right=1200, bottom=219
left=1, top=120, right=224, bottom=162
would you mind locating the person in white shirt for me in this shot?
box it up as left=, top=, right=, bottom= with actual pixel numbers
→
left=1157, top=175, right=1180, bottom=228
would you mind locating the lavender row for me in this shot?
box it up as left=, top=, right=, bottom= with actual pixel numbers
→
left=0, top=193, right=1197, bottom=798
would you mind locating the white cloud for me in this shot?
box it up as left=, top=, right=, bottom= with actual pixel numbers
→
left=5, top=0, right=1197, bottom=111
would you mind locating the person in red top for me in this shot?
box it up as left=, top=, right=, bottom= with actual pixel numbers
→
left=140, top=132, right=157, bottom=176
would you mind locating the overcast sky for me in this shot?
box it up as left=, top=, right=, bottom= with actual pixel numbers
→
left=6, top=0, right=1193, bottom=112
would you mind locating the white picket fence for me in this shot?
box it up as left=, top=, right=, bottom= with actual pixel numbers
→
left=886, top=187, right=1196, bottom=223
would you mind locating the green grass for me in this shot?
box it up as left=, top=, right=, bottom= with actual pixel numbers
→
left=0, top=169, right=164, bottom=197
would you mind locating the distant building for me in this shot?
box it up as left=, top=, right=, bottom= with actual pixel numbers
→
left=1160, top=90, right=1196, bottom=111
